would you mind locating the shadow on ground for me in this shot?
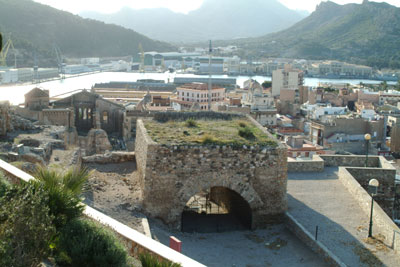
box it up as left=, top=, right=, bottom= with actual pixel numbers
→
left=288, top=194, right=384, bottom=266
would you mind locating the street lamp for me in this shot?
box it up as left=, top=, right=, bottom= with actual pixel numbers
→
left=368, top=178, right=379, bottom=238
left=364, top=133, right=371, bottom=167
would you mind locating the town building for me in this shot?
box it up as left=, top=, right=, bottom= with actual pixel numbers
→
left=387, top=115, right=400, bottom=155
left=173, top=83, right=225, bottom=111
left=310, top=115, right=384, bottom=154
left=272, top=64, right=304, bottom=97
left=242, top=79, right=277, bottom=126
left=379, top=90, right=400, bottom=106
left=286, top=135, right=324, bottom=158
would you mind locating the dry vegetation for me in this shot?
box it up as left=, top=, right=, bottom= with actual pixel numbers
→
left=143, top=118, right=276, bottom=147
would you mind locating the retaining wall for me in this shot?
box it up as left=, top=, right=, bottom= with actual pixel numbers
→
left=285, top=212, right=346, bottom=267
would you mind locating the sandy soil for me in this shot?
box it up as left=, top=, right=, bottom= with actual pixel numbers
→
left=82, top=161, right=145, bottom=234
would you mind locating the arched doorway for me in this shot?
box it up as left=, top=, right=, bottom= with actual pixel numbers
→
left=181, top=186, right=252, bottom=233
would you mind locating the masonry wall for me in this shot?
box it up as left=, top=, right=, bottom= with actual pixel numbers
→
left=135, top=119, right=288, bottom=229
left=345, top=167, right=396, bottom=217
left=287, top=155, right=324, bottom=172
left=319, top=155, right=380, bottom=167
left=40, top=109, right=72, bottom=126
left=15, top=107, right=40, bottom=121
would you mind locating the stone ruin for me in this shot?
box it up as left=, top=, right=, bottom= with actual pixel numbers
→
left=135, top=114, right=288, bottom=230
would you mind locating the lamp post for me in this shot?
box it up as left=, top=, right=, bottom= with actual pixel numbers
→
left=368, top=179, right=379, bottom=238
left=364, top=133, right=371, bottom=167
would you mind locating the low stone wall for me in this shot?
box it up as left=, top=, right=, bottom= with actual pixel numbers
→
left=320, top=155, right=380, bottom=167
left=82, top=152, right=135, bottom=164
left=338, top=167, right=400, bottom=251
left=285, top=212, right=346, bottom=267
left=0, top=159, right=204, bottom=267
left=287, top=155, right=324, bottom=172
left=345, top=167, right=396, bottom=217
left=14, top=107, right=40, bottom=121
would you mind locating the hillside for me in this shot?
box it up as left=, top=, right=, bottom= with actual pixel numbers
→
left=230, top=0, right=400, bottom=69
left=80, top=0, right=306, bottom=43
left=0, top=0, right=175, bottom=67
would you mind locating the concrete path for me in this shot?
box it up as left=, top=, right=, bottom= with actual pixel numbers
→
left=288, top=167, right=400, bottom=267
left=149, top=222, right=328, bottom=267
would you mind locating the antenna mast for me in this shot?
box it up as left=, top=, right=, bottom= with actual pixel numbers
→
left=208, top=40, right=212, bottom=110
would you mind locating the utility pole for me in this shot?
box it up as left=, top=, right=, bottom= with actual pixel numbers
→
left=208, top=40, right=212, bottom=110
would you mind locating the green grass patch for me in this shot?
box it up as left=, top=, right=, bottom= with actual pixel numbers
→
left=144, top=118, right=276, bottom=147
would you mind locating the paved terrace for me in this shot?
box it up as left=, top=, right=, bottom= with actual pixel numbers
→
left=288, top=167, right=400, bottom=266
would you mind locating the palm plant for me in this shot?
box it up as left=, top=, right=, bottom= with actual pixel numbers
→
left=32, top=166, right=91, bottom=229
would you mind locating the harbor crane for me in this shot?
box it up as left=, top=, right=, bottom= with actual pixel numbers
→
left=53, top=44, right=65, bottom=76
left=0, top=36, right=17, bottom=67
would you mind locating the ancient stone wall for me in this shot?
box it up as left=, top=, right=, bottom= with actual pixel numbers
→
left=0, top=101, right=11, bottom=136
left=14, top=107, right=40, bottom=121
left=40, top=109, right=72, bottom=127
left=135, top=119, right=287, bottom=229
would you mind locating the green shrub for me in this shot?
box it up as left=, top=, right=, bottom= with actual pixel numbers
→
left=200, top=134, right=218, bottom=144
left=238, top=122, right=247, bottom=128
left=57, top=218, right=129, bottom=267
left=0, top=183, right=56, bottom=267
left=32, top=167, right=90, bottom=229
left=139, top=253, right=182, bottom=267
left=0, top=171, right=10, bottom=197
left=185, top=118, right=198, bottom=128
left=238, top=127, right=255, bottom=140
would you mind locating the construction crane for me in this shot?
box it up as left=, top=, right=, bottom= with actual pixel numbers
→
left=0, top=37, right=16, bottom=67
left=53, top=44, right=65, bottom=77
left=138, top=43, right=145, bottom=73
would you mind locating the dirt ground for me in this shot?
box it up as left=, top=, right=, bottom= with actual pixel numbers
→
left=82, top=161, right=146, bottom=234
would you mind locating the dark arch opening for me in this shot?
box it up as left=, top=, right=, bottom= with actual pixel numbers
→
left=181, top=186, right=252, bottom=233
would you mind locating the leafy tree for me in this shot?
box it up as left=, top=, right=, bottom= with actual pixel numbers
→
left=380, top=81, right=388, bottom=91
left=262, top=81, right=272, bottom=88
left=0, top=183, right=56, bottom=267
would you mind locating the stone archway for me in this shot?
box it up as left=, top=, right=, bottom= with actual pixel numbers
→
left=181, top=186, right=253, bottom=232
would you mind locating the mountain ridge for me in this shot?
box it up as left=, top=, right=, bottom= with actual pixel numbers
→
left=226, top=0, right=400, bottom=68
left=80, top=0, right=306, bottom=43
left=0, top=0, right=175, bottom=67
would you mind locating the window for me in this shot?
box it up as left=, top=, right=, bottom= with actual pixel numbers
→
left=103, top=111, right=109, bottom=123
left=187, top=92, right=189, bottom=96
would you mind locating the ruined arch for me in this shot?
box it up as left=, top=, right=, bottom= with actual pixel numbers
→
left=175, top=178, right=265, bottom=231
left=181, top=186, right=253, bottom=232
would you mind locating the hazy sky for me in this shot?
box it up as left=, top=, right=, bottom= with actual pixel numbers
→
left=34, top=0, right=400, bottom=14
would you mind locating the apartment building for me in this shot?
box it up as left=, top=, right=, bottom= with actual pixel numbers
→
left=272, top=64, right=304, bottom=97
